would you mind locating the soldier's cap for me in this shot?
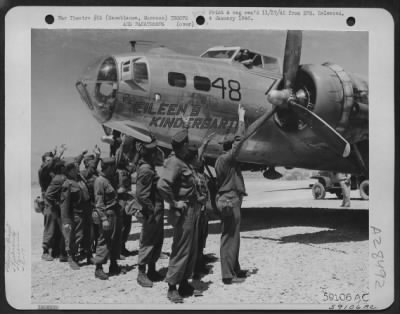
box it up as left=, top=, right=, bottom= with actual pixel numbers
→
left=84, top=154, right=95, bottom=161
left=54, top=158, right=66, bottom=169
left=101, top=156, right=116, bottom=166
left=42, top=151, right=54, bottom=160
left=219, top=134, right=235, bottom=145
left=136, top=136, right=158, bottom=151
left=143, top=136, right=158, bottom=150
left=62, top=157, right=77, bottom=169
left=171, top=129, right=189, bottom=145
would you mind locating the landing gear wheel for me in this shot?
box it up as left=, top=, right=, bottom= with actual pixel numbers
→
left=359, top=180, right=369, bottom=200
left=312, top=182, right=326, bottom=199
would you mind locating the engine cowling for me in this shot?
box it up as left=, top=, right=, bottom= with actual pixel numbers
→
left=274, top=63, right=368, bottom=136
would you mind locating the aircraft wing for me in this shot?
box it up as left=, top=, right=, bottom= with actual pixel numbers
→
left=103, top=120, right=153, bottom=143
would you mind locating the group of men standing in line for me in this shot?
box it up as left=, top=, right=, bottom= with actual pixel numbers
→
left=37, top=104, right=250, bottom=303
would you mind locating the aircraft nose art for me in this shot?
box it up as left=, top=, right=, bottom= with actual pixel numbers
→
left=76, top=56, right=118, bottom=123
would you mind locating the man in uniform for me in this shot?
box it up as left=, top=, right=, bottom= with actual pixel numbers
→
left=43, top=150, right=88, bottom=262
left=157, top=127, right=200, bottom=303
left=39, top=152, right=56, bottom=197
left=39, top=151, right=57, bottom=260
left=78, top=146, right=101, bottom=263
left=187, top=133, right=215, bottom=279
left=92, top=157, right=123, bottom=280
left=236, top=49, right=253, bottom=67
left=135, top=137, right=165, bottom=288
left=115, top=135, right=137, bottom=258
left=336, top=172, right=351, bottom=207
left=109, top=130, right=123, bottom=157
left=80, top=146, right=101, bottom=191
left=60, top=158, right=92, bottom=270
left=43, top=158, right=68, bottom=262
left=77, top=145, right=101, bottom=264
left=39, top=145, right=87, bottom=262
left=39, top=144, right=69, bottom=193
left=39, top=146, right=67, bottom=260
left=215, top=104, right=249, bottom=285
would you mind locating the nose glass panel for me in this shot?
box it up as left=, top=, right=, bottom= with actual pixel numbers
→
left=76, top=56, right=118, bottom=122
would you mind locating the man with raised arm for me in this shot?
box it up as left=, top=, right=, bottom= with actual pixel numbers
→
left=43, top=148, right=87, bottom=262
left=60, top=158, right=92, bottom=270
left=39, top=145, right=66, bottom=261
left=215, top=104, right=249, bottom=285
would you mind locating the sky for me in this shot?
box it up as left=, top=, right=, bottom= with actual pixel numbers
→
left=31, top=29, right=368, bottom=182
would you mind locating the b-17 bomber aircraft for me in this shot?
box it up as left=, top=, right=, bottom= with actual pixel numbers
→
left=75, top=30, right=369, bottom=195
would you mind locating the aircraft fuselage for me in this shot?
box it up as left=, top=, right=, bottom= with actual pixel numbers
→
left=76, top=51, right=368, bottom=174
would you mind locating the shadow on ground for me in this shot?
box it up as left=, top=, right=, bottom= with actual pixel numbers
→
left=128, top=207, right=368, bottom=244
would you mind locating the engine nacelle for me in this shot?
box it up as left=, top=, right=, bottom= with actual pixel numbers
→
left=274, top=63, right=368, bottom=135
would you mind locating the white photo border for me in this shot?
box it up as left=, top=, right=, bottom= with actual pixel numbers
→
left=4, top=6, right=395, bottom=310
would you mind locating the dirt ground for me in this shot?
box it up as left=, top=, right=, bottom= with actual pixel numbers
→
left=31, top=177, right=369, bottom=308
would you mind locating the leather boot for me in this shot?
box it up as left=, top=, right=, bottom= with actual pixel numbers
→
left=68, top=255, right=80, bottom=270
left=41, top=248, right=54, bottom=261
left=95, top=265, right=109, bottom=280
left=137, top=265, right=153, bottom=287
left=167, top=285, right=183, bottom=303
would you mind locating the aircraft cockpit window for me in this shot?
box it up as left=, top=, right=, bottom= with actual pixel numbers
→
left=122, top=61, right=130, bottom=73
left=168, top=72, right=186, bottom=88
left=201, top=50, right=236, bottom=59
left=234, top=49, right=253, bottom=62
left=97, top=57, right=118, bottom=81
left=194, top=76, right=211, bottom=91
left=133, top=62, right=148, bottom=82
left=253, top=54, right=262, bottom=67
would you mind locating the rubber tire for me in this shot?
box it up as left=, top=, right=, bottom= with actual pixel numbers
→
left=359, top=180, right=369, bottom=200
left=312, top=182, right=326, bottom=199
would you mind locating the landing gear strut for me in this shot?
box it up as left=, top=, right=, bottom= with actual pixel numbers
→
left=352, top=143, right=369, bottom=200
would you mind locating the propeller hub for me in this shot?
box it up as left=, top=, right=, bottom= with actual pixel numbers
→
left=295, top=89, right=308, bottom=106
left=267, top=89, right=291, bottom=109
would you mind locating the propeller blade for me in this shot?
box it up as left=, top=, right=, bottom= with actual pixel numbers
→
left=283, top=30, right=302, bottom=90
left=267, top=31, right=350, bottom=159
left=290, top=102, right=351, bottom=158
left=243, top=107, right=278, bottom=141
